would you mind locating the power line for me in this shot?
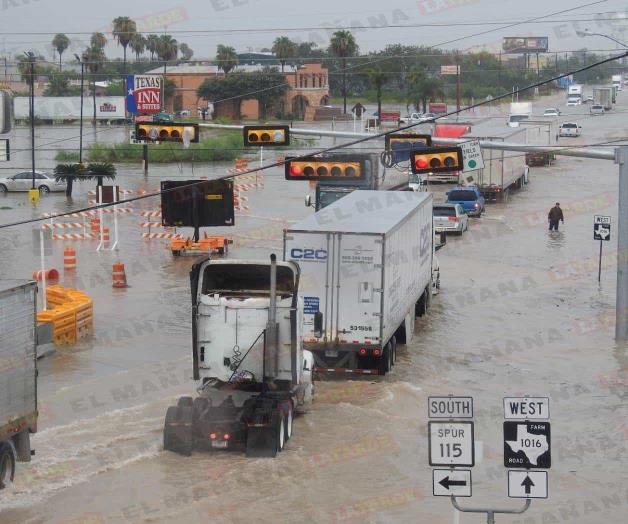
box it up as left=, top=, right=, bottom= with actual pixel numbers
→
left=0, top=49, right=626, bottom=231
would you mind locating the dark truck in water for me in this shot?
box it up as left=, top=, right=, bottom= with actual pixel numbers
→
left=292, top=152, right=408, bottom=211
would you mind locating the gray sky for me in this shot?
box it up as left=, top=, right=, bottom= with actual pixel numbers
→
left=2, top=0, right=628, bottom=62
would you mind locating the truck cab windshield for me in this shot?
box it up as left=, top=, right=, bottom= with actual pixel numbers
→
left=318, top=189, right=351, bottom=209
left=202, top=264, right=294, bottom=297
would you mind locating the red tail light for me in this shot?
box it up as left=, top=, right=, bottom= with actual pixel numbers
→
left=209, top=432, right=217, bottom=440
left=358, top=348, right=367, bottom=356
left=223, top=433, right=231, bottom=441
left=448, top=217, right=458, bottom=221
left=372, top=348, right=382, bottom=357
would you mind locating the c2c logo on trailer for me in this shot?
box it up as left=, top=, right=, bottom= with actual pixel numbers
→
left=291, top=248, right=328, bottom=260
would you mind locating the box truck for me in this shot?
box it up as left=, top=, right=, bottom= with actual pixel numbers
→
left=612, top=74, right=622, bottom=91
left=163, top=256, right=314, bottom=458
left=593, top=87, right=613, bottom=110
left=284, top=190, right=433, bottom=375
left=508, top=102, right=532, bottom=127
left=0, top=280, right=37, bottom=489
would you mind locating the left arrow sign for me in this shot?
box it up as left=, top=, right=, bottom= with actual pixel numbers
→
left=433, top=469, right=472, bottom=497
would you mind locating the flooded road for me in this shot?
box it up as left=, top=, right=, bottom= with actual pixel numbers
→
left=0, top=93, right=627, bottom=523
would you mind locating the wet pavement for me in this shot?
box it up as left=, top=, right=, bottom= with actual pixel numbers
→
left=0, top=91, right=626, bottom=523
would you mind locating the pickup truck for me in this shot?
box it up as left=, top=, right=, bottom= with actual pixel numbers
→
left=558, top=122, right=582, bottom=138
left=399, top=112, right=436, bottom=124
left=446, top=186, right=485, bottom=217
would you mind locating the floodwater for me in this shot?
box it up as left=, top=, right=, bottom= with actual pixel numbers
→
left=0, top=93, right=626, bottom=524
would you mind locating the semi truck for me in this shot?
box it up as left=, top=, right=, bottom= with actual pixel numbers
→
left=301, top=153, right=408, bottom=211
left=0, top=280, right=38, bottom=489
left=612, top=74, right=622, bottom=91
left=163, top=256, right=314, bottom=458
left=567, top=84, right=583, bottom=105
left=508, top=102, right=532, bottom=127
left=593, top=87, right=613, bottom=110
left=284, top=190, right=434, bottom=375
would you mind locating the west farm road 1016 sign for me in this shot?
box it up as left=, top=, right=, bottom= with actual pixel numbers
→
left=127, top=75, right=163, bottom=114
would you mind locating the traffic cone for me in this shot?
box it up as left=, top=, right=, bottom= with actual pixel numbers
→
left=112, top=262, right=128, bottom=288
left=102, top=227, right=110, bottom=243
left=63, top=246, right=77, bottom=271
left=90, top=217, right=100, bottom=234
left=32, top=269, right=59, bottom=281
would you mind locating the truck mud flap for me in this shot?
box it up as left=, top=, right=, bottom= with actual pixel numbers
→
left=245, top=410, right=279, bottom=458
left=314, top=366, right=379, bottom=376
left=164, top=406, right=194, bottom=456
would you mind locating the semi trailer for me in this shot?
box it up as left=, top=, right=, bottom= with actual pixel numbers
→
left=0, top=280, right=38, bottom=489
left=163, top=256, right=314, bottom=458
left=284, top=190, right=434, bottom=375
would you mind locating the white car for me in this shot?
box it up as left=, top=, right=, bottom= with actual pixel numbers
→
left=558, top=122, right=582, bottom=138
left=433, top=203, right=469, bottom=235
left=566, top=97, right=581, bottom=106
left=590, top=104, right=605, bottom=115
left=0, top=171, right=66, bottom=193
left=543, top=108, right=561, bottom=117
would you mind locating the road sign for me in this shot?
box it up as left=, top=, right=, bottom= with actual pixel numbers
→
left=130, top=131, right=159, bottom=146
left=504, top=422, right=551, bottom=469
left=594, top=215, right=611, bottom=225
left=433, top=469, right=472, bottom=497
left=503, top=397, right=549, bottom=420
left=429, top=421, right=475, bottom=467
left=428, top=396, right=474, bottom=419
left=460, top=140, right=485, bottom=172
left=0, top=138, right=8, bottom=161
left=441, top=65, right=460, bottom=75
left=508, top=471, right=548, bottom=499
left=594, top=223, right=611, bottom=241
left=127, top=74, right=162, bottom=115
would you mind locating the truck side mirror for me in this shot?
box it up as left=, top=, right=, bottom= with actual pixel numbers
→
left=313, top=311, right=323, bottom=338
left=305, top=195, right=312, bottom=207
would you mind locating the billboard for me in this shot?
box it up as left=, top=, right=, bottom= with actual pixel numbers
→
left=502, top=37, right=549, bottom=54
left=127, top=75, right=163, bottom=115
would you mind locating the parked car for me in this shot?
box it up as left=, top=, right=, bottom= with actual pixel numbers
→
left=543, top=108, right=561, bottom=117
left=0, top=171, right=66, bottom=193
left=446, top=186, right=485, bottom=217
left=153, top=112, right=175, bottom=122
left=558, top=122, right=582, bottom=137
left=433, top=203, right=469, bottom=235
left=583, top=96, right=595, bottom=103
left=590, top=104, right=605, bottom=115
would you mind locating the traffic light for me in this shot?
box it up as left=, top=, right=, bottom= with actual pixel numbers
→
left=135, top=122, right=199, bottom=143
left=411, top=146, right=463, bottom=174
left=285, top=156, right=365, bottom=181
left=385, top=133, right=432, bottom=165
left=243, top=125, right=290, bottom=146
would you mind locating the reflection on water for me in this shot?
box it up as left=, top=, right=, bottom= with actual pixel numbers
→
left=546, top=229, right=565, bottom=248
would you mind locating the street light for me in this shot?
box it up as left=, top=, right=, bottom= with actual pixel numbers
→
left=24, top=51, right=35, bottom=190
left=576, top=29, right=628, bottom=49
left=74, top=53, right=84, bottom=163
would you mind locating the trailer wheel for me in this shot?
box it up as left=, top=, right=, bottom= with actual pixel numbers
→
left=163, top=406, right=194, bottom=456
left=276, top=409, right=285, bottom=452
left=415, top=291, right=428, bottom=317
left=0, top=442, right=16, bottom=490
left=178, top=396, right=194, bottom=408
left=284, top=402, right=293, bottom=441
left=391, top=336, right=397, bottom=366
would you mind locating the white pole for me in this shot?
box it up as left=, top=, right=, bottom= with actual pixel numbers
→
left=260, top=145, right=264, bottom=168
left=39, top=229, right=46, bottom=311
left=97, top=186, right=104, bottom=251
left=111, top=189, right=119, bottom=251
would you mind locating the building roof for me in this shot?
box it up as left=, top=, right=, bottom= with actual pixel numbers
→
left=146, top=63, right=298, bottom=75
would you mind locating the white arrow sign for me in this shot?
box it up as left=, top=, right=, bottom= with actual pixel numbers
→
left=433, top=469, right=472, bottom=497
left=508, top=470, right=548, bottom=499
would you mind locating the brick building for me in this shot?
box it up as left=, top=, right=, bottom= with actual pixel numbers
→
left=149, top=62, right=329, bottom=120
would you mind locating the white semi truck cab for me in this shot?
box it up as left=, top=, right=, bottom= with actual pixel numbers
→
left=163, top=256, right=314, bottom=458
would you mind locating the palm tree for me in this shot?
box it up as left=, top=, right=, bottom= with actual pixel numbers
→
left=157, top=34, right=178, bottom=75
left=86, top=162, right=116, bottom=187
left=112, top=17, right=137, bottom=74
left=329, top=30, right=358, bottom=114
left=406, top=68, right=444, bottom=113
left=52, top=34, right=70, bottom=71
left=130, top=33, right=147, bottom=62
left=179, top=43, right=193, bottom=61
left=44, top=74, right=72, bottom=96
left=363, top=64, right=388, bottom=120
left=272, top=36, right=296, bottom=73
left=215, top=44, right=238, bottom=75
left=54, top=163, right=86, bottom=197
left=146, top=34, right=160, bottom=61
left=90, top=32, right=107, bottom=51
left=82, top=45, right=106, bottom=123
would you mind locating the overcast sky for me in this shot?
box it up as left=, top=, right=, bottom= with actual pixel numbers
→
left=2, top=0, right=628, bottom=62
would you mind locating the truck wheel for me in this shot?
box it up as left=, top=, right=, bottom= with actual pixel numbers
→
left=193, top=397, right=209, bottom=422
left=391, top=336, right=397, bottom=366
left=415, top=292, right=427, bottom=317
left=178, top=396, right=193, bottom=408
left=379, top=344, right=390, bottom=375
left=276, top=409, right=285, bottom=452
left=0, top=442, right=16, bottom=489
left=283, top=402, right=293, bottom=441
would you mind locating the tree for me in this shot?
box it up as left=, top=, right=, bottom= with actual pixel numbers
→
left=179, top=43, right=194, bottom=61
left=43, top=73, right=80, bottom=96
left=52, top=34, right=70, bottom=71
left=157, top=35, right=178, bottom=76
left=363, top=64, right=388, bottom=119
left=90, top=32, right=107, bottom=51
left=329, top=30, right=358, bottom=113
left=54, top=163, right=86, bottom=197
left=146, top=34, right=160, bottom=61
left=130, top=33, right=147, bottom=62
left=112, top=17, right=137, bottom=74
left=272, top=36, right=296, bottom=73
left=86, top=162, right=116, bottom=187
left=215, top=45, right=238, bottom=75
left=406, top=68, right=444, bottom=113
left=17, top=53, right=45, bottom=86
left=82, top=44, right=106, bottom=123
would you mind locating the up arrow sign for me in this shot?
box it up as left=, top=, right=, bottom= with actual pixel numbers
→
left=521, top=475, right=535, bottom=495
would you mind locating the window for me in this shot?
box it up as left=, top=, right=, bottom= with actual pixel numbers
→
left=448, top=190, right=477, bottom=201
left=35, top=174, right=47, bottom=180
left=14, top=173, right=31, bottom=180
left=433, top=206, right=456, bottom=217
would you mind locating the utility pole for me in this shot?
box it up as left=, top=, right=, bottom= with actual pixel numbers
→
left=456, top=51, right=461, bottom=115
left=615, top=146, right=628, bottom=339
left=26, top=52, right=35, bottom=190
left=75, top=54, right=84, bottom=164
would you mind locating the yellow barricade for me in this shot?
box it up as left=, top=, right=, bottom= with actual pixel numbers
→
left=37, top=285, right=94, bottom=346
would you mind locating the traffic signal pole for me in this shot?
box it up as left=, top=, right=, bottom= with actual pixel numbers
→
left=615, top=146, right=628, bottom=339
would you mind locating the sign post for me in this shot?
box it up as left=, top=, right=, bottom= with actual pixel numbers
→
left=593, top=215, right=611, bottom=282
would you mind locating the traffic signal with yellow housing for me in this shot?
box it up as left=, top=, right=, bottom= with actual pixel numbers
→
left=135, top=122, right=199, bottom=143
left=243, top=125, right=290, bottom=146
left=411, top=146, right=463, bottom=174
left=385, top=133, right=432, bottom=165
left=285, top=155, right=365, bottom=181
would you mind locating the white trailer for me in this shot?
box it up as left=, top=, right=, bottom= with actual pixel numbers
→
left=0, top=280, right=37, bottom=489
left=612, top=74, right=622, bottom=91
left=13, top=96, right=127, bottom=122
left=284, top=190, right=433, bottom=375
left=164, top=256, right=314, bottom=458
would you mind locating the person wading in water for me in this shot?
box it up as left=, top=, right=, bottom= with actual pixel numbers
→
left=548, top=202, right=564, bottom=231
